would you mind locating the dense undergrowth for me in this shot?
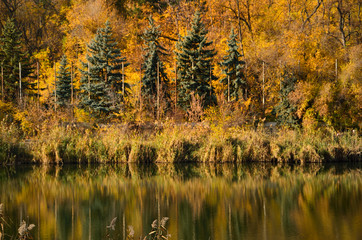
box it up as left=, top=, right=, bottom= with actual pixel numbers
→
left=0, top=120, right=360, bottom=164
left=0, top=119, right=31, bottom=164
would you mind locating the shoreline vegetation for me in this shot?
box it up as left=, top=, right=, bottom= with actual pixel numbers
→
left=1, top=118, right=360, bottom=165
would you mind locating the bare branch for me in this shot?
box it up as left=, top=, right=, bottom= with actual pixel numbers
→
left=302, top=0, right=323, bottom=30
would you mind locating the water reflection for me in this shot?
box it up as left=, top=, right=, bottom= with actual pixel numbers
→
left=0, top=163, right=361, bottom=240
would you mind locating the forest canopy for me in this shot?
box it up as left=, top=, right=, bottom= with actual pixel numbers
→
left=0, top=0, right=360, bottom=129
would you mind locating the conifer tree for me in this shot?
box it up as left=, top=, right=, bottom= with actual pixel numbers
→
left=141, top=16, right=170, bottom=115
left=0, top=18, right=34, bottom=103
left=55, top=55, right=71, bottom=107
left=79, top=21, right=129, bottom=119
left=175, top=10, right=217, bottom=110
left=274, top=71, right=299, bottom=127
left=220, top=29, right=246, bottom=102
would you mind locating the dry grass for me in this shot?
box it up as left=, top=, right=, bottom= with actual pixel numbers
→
left=0, top=118, right=30, bottom=164
left=0, top=119, right=360, bottom=164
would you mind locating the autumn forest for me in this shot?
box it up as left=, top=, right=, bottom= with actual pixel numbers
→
left=0, top=2, right=362, bottom=239
left=0, top=0, right=359, bottom=128
left=0, top=0, right=361, bottom=167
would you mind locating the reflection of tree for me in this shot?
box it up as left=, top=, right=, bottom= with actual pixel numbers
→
left=0, top=164, right=361, bottom=239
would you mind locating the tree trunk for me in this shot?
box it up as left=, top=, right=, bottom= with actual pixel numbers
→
left=235, top=0, right=246, bottom=58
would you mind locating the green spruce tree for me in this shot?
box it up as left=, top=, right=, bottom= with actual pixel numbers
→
left=274, top=71, right=299, bottom=127
left=79, top=21, right=129, bottom=119
left=220, top=29, right=246, bottom=102
left=175, top=10, right=217, bottom=110
left=141, top=16, right=170, bottom=116
left=55, top=55, right=71, bottom=107
left=0, top=18, right=34, bottom=103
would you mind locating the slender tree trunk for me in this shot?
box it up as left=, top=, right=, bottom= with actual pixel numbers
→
left=122, top=62, right=125, bottom=96
left=245, top=61, right=248, bottom=99
left=175, top=61, right=177, bottom=114
left=192, top=62, right=194, bottom=80
left=88, top=200, right=91, bottom=240
left=54, top=63, right=57, bottom=111
left=337, top=0, right=347, bottom=47
left=37, top=191, right=40, bottom=240
left=288, top=0, right=292, bottom=26
left=262, top=62, right=265, bottom=116
left=37, top=62, right=39, bottom=108
left=54, top=199, right=57, bottom=240
left=209, top=65, right=212, bottom=99
left=88, top=61, right=90, bottom=100
left=157, top=194, right=161, bottom=230
left=71, top=62, right=73, bottom=105
left=263, top=199, right=267, bottom=240
left=20, top=205, right=22, bottom=226
left=140, top=64, right=142, bottom=111
left=157, top=61, right=160, bottom=120
left=279, top=60, right=282, bottom=91
left=71, top=194, right=74, bottom=240
left=235, top=0, right=246, bottom=58
left=228, top=74, right=230, bottom=102
left=123, top=212, right=125, bottom=240
left=228, top=204, right=232, bottom=240
left=71, top=62, right=74, bottom=120
left=1, top=65, right=3, bottom=101
left=192, top=210, right=196, bottom=240
left=19, top=62, right=22, bottom=105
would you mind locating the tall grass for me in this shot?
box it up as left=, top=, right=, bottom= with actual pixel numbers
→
left=30, top=124, right=361, bottom=164
left=0, top=119, right=30, bottom=164
left=0, top=121, right=360, bottom=164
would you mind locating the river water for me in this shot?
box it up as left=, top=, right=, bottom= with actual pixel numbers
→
left=0, top=163, right=361, bottom=240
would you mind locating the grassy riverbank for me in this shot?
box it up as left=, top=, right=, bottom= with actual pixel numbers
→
left=1, top=120, right=360, bottom=164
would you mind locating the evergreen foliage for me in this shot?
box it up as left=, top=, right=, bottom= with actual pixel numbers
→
left=0, top=18, right=34, bottom=103
left=175, top=10, right=217, bottom=110
left=220, top=29, right=246, bottom=102
left=141, top=16, right=170, bottom=115
left=274, top=71, right=299, bottom=127
left=79, top=21, right=129, bottom=119
left=55, top=55, right=71, bottom=107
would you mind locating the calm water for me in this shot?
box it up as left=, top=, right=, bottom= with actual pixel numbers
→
left=0, top=163, right=361, bottom=240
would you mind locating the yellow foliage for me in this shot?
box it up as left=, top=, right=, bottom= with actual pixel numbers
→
left=65, top=0, right=120, bottom=45
left=0, top=100, right=15, bottom=115
left=13, top=110, right=34, bottom=136
left=0, top=0, right=359, bottom=127
left=302, top=108, right=318, bottom=131
left=74, top=107, right=91, bottom=123
left=33, top=48, right=54, bottom=103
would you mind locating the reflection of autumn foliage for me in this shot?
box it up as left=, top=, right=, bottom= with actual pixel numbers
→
left=0, top=165, right=361, bottom=239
